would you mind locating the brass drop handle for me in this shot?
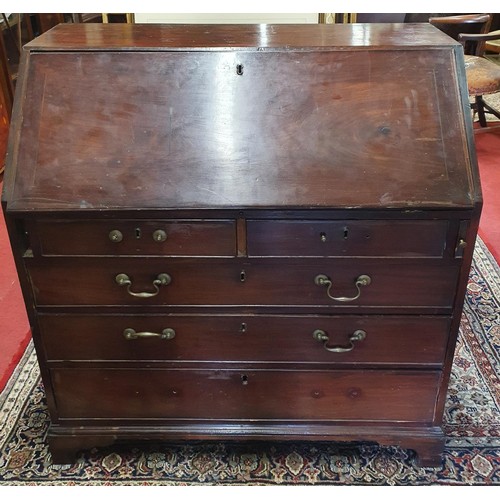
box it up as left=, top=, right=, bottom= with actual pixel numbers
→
left=313, top=329, right=366, bottom=352
left=123, top=328, right=176, bottom=340
left=314, top=274, right=371, bottom=302
left=115, top=273, right=171, bottom=298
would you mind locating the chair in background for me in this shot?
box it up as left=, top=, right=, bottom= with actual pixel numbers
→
left=459, top=30, right=500, bottom=125
left=71, top=14, right=134, bottom=23
left=429, top=14, right=500, bottom=127
left=485, top=36, right=500, bottom=58
left=102, top=14, right=134, bottom=23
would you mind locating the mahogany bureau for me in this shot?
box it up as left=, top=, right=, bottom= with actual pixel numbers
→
left=2, top=23, right=482, bottom=467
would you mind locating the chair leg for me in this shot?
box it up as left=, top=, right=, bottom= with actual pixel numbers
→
left=482, top=99, right=500, bottom=120
left=476, top=96, right=488, bottom=127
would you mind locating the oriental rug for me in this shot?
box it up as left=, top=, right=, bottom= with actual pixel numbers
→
left=0, top=238, right=499, bottom=485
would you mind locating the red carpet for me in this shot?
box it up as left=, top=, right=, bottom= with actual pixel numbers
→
left=0, top=125, right=499, bottom=392
left=475, top=125, right=500, bottom=265
left=0, top=196, right=31, bottom=391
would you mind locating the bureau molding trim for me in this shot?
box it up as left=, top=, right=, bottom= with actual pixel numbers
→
left=47, top=424, right=445, bottom=467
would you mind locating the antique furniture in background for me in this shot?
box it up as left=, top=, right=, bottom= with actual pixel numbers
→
left=0, top=17, right=14, bottom=119
left=459, top=28, right=500, bottom=125
left=0, top=13, right=67, bottom=116
left=429, top=14, right=492, bottom=53
left=429, top=14, right=500, bottom=126
left=2, top=23, right=482, bottom=467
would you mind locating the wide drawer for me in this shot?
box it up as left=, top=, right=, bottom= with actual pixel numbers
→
left=247, top=219, right=449, bottom=257
left=27, top=258, right=460, bottom=309
left=39, top=313, right=450, bottom=367
left=51, top=368, right=440, bottom=422
left=32, top=219, right=236, bottom=256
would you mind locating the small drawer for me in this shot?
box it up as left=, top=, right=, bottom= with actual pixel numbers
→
left=247, top=219, right=449, bottom=257
left=39, top=313, right=450, bottom=367
left=27, top=258, right=460, bottom=310
left=33, top=219, right=236, bottom=256
left=51, top=368, right=440, bottom=423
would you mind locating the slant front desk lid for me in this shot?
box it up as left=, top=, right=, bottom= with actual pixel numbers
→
left=4, top=23, right=479, bottom=211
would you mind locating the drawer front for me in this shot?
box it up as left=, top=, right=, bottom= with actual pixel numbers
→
left=34, top=219, right=236, bottom=256
left=51, top=368, right=440, bottom=422
left=28, top=258, right=459, bottom=309
left=39, top=313, right=450, bottom=367
left=247, top=220, right=449, bottom=257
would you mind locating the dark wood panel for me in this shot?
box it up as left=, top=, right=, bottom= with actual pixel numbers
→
left=51, top=368, right=440, bottom=422
left=34, top=219, right=236, bottom=256
left=247, top=219, right=449, bottom=257
left=10, top=49, right=472, bottom=211
left=27, top=258, right=460, bottom=308
left=39, top=313, right=450, bottom=366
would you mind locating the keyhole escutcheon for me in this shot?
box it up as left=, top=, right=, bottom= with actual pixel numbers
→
left=236, top=64, right=244, bottom=75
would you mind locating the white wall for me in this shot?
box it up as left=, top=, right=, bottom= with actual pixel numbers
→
left=134, top=13, right=319, bottom=23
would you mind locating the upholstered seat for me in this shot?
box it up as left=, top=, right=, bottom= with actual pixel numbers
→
left=464, top=54, right=500, bottom=95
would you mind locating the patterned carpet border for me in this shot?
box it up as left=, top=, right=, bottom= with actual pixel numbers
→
left=0, top=238, right=499, bottom=485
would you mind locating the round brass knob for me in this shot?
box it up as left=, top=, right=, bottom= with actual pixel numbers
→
left=109, top=229, right=123, bottom=242
left=153, top=229, right=167, bottom=242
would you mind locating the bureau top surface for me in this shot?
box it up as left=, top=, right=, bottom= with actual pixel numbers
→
left=26, top=23, right=459, bottom=51
left=4, top=24, right=480, bottom=212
